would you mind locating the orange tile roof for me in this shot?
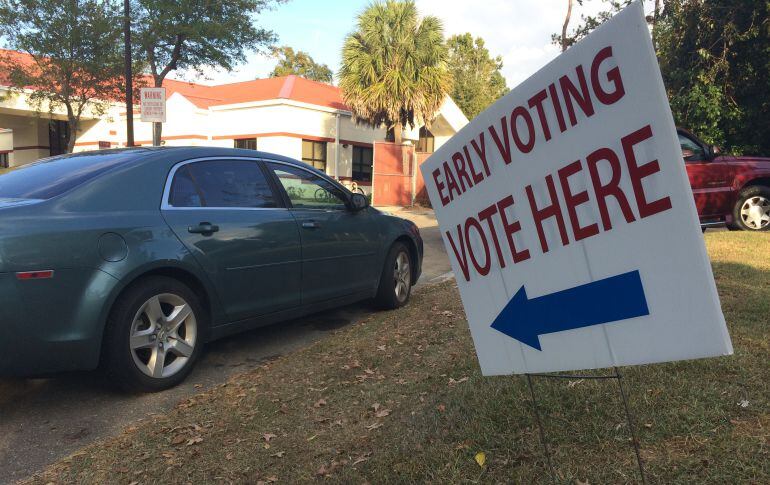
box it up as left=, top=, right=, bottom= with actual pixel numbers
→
left=164, top=75, right=349, bottom=111
left=1, top=50, right=348, bottom=111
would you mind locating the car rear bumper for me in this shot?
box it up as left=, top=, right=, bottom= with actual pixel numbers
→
left=0, top=268, right=119, bottom=377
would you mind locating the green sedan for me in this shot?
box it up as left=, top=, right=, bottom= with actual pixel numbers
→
left=0, top=148, right=422, bottom=391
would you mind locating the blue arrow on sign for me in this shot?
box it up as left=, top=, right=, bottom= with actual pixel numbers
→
left=490, top=270, right=650, bottom=351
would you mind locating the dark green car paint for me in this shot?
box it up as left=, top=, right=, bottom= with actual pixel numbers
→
left=0, top=147, right=422, bottom=377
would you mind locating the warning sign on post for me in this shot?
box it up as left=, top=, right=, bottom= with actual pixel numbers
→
left=419, top=1, right=732, bottom=375
left=140, top=87, right=166, bottom=123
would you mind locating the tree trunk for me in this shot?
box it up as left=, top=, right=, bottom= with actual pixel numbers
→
left=652, top=0, right=661, bottom=50
left=64, top=105, right=78, bottom=154
left=393, top=124, right=403, bottom=144
left=562, top=0, right=573, bottom=52
left=66, top=121, right=77, bottom=154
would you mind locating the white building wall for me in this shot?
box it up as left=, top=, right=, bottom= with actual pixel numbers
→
left=257, top=136, right=302, bottom=160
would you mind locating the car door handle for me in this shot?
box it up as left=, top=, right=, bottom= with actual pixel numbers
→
left=301, top=221, right=320, bottom=229
left=188, top=222, right=219, bottom=235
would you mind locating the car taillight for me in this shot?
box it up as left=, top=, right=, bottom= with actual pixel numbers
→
left=16, top=270, right=54, bottom=280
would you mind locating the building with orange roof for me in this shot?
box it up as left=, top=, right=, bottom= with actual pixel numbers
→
left=0, top=50, right=468, bottom=201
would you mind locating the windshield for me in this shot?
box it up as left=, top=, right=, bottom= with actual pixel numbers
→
left=0, top=151, right=142, bottom=200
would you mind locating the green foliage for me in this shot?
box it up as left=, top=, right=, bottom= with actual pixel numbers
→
left=130, top=0, right=281, bottom=143
left=658, top=0, right=770, bottom=154
left=0, top=0, right=126, bottom=153
left=270, top=46, right=333, bottom=83
left=339, top=0, right=451, bottom=142
left=446, top=33, right=508, bottom=120
left=554, top=0, right=770, bottom=155
left=132, top=0, right=280, bottom=85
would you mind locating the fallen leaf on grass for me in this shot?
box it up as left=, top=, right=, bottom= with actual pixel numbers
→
left=352, top=452, right=372, bottom=466
left=270, top=451, right=286, bottom=458
left=375, top=409, right=391, bottom=418
left=448, top=377, right=469, bottom=385
left=366, top=422, right=383, bottom=431
left=314, top=399, right=327, bottom=408
left=262, top=433, right=277, bottom=442
left=474, top=452, right=486, bottom=467
left=171, top=434, right=186, bottom=445
left=437, top=404, right=446, bottom=413
left=186, top=437, right=203, bottom=446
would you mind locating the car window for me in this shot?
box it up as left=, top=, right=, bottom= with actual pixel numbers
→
left=678, top=133, right=706, bottom=161
left=0, top=151, right=139, bottom=200
left=168, top=160, right=277, bottom=208
left=267, top=163, right=347, bottom=210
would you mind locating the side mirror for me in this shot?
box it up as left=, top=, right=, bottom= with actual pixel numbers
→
left=681, top=148, right=695, bottom=159
left=349, top=193, right=369, bottom=211
left=711, top=145, right=721, bottom=156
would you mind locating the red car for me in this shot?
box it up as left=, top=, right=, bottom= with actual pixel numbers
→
left=678, top=129, right=770, bottom=231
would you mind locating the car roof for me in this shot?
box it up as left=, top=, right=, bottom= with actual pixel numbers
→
left=73, top=146, right=321, bottom=173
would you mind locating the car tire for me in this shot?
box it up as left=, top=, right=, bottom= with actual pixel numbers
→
left=732, top=185, right=770, bottom=231
left=103, top=276, right=205, bottom=392
left=374, top=242, right=413, bottom=310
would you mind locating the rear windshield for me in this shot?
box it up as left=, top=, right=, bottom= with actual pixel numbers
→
left=0, top=151, right=140, bottom=200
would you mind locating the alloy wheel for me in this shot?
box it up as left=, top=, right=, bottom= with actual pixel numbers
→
left=394, top=251, right=411, bottom=303
left=129, top=293, right=197, bottom=379
left=739, top=195, right=770, bottom=230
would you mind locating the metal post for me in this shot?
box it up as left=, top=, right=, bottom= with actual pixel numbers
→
left=123, top=0, right=134, bottom=147
left=525, top=370, right=647, bottom=484
left=334, top=112, right=340, bottom=180
left=614, top=367, right=647, bottom=484
left=525, top=374, right=557, bottom=483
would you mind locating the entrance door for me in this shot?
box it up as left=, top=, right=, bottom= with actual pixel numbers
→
left=266, top=161, right=382, bottom=305
left=49, top=120, right=70, bottom=156
left=162, top=158, right=302, bottom=322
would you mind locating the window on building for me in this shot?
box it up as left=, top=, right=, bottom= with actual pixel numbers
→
left=351, top=146, right=373, bottom=182
left=234, top=138, right=257, bottom=150
left=302, top=140, right=327, bottom=171
left=168, top=160, right=276, bottom=208
left=416, top=126, right=435, bottom=153
left=0, top=153, right=8, bottom=169
left=49, top=120, right=69, bottom=156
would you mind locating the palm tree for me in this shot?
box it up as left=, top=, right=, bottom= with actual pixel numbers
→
left=339, top=0, right=451, bottom=144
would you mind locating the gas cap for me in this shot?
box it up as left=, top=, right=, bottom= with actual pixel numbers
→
left=98, top=232, right=128, bottom=262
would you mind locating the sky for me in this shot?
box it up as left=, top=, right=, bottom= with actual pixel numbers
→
left=189, top=0, right=619, bottom=89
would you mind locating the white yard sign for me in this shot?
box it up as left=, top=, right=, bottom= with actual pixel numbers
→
left=420, top=1, right=732, bottom=375
left=140, top=87, right=166, bottom=123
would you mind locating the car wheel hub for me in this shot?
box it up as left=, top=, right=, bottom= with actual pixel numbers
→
left=394, top=252, right=411, bottom=302
left=740, top=196, right=770, bottom=229
left=129, top=293, right=197, bottom=379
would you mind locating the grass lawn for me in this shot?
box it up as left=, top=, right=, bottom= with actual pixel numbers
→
left=26, top=232, right=769, bottom=484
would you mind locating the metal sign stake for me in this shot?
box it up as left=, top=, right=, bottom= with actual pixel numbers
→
left=524, top=369, right=647, bottom=484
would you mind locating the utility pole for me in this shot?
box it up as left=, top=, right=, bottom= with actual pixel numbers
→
left=124, top=0, right=134, bottom=147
